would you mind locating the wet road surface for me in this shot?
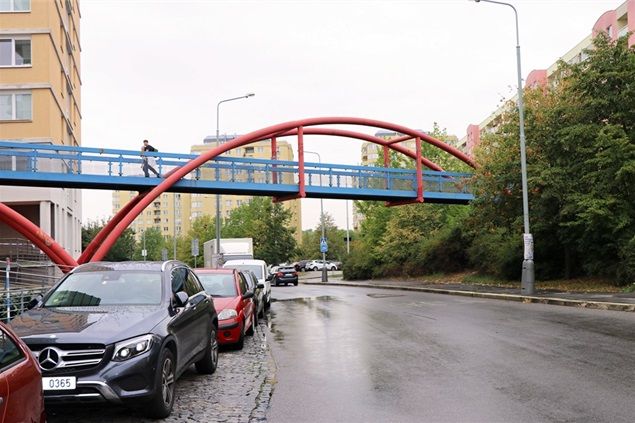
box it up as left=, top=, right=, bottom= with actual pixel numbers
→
left=266, top=285, right=635, bottom=423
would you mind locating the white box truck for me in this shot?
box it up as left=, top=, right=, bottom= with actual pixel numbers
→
left=203, top=238, right=254, bottom=268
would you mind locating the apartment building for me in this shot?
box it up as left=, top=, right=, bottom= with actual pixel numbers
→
left=459, top=0, right=635, bottom=154
left=0, top=0, right=82, bottom=258
left=112, top=136, right=302, bottom=244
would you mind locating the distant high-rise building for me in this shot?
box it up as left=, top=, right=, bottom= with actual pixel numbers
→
left=459, top=0, right=635, bottom=154
left=0, top=0, right=82, bottom=258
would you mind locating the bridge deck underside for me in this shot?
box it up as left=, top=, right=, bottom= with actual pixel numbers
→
left=0, top=171, right=473, bottom=204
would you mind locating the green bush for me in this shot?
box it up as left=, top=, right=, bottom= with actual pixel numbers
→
left=468, top=228, right=522, bottom=280
left=342, top=242, right=375, bottom=280
left=416, top=227, right=469, bottom=274
left=616, top=235, right=635, bottom=286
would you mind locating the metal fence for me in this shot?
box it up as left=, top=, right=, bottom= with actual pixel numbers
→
left=0, top=257, right=60, bottom=322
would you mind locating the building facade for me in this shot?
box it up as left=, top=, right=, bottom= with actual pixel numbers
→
left=458, top=0, right=635, bottom=154
left=0, top=0, right=82, bottom=258
left=112, top=136, right=302, bottom=245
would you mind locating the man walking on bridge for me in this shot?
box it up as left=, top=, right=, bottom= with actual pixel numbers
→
left=141, top=139, right=160, bottom=177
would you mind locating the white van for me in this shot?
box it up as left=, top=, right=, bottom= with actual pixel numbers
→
left=223, top=259, right=271, bottom=309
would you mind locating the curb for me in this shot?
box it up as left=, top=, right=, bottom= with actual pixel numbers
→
left=301, top=281, right=635, bottom=313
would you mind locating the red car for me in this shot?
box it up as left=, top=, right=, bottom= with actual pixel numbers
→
left=0, top=321, right=45, bottom=423
left=195, top=268, right=256, bottom=349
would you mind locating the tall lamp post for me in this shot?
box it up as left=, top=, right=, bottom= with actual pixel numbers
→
left=215, top=93, right=255, bottom=265
left=472, top=0, right=534, bottom=294
left=305, top=151, right=328, bottom=283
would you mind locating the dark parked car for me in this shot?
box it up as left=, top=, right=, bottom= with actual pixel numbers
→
left=195, top=268, right=256, bottom=350
left=294, top=260, right=310, bottom=272
left=271, top=266, right=299, bottom=286
left=0, top=322, right=46, bottom=423
left=243, top=270, right=265, bottom=319
left=9, top=261, right=219, bottom=419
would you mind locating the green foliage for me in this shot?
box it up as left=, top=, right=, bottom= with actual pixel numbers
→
left=132, top=227, right=166, bottom=261
left=222, top=197, right=297, bottom=265
left=342, top=241, right=375, bottom=280
left=82, top=220, right=136, bottom=262
left=298, top=213, right=347, bottom=261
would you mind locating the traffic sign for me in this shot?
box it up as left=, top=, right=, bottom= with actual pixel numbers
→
left=320, top=238, right=328, bottom=253
left=192, top=238, right=199, bottom=257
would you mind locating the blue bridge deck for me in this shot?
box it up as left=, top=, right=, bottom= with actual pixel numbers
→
left=0, top=141, right=473, bottom=204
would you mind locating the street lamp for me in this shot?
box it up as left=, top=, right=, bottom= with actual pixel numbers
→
left=471, top=0, right=534, bottom=294
left=214, top=93, right=255, bottom=265
left=305, top=150, right=328, bottom=283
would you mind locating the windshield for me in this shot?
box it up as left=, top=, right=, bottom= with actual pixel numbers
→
left=225, top=264, right=263, bottom=279
left=44, top=270, right=163, bottom=307
left=197, top=274, right=238, bottom=297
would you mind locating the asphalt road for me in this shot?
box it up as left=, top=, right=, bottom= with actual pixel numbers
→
left=266, top=285, right=635, bottom=423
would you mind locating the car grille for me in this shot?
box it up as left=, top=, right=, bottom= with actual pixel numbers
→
left=29, top=344, right=107, bottom=374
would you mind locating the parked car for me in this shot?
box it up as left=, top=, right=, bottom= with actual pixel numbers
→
left=243, top=270, right=265, bottom=319
left=0, top=322, right=46, bottom=423
left=271, top=266, right=299, bottom=286
left=10, top=261, right=219, bottom=419
left=294, top=260, right=311, bottom=272
left=306, top=260, right=338, bottom=271
left=195, top=268, right=256, bottom=349
left=223, top=259, right=271, bottom=310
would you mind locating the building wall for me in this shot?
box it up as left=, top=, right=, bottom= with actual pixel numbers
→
left=0, top=0, right=82, bottom=259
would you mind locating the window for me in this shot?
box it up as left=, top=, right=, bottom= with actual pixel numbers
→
left=0, top=329, right=24, bottom=371
left=0, top=0, right=30, bottom=12
left=0, top=91, right=32, bottom=120
left=0, top=37, right=31, bottom=66
left=237, top=273, right=248, bottom=295
left=185, top=271, right=203, bottom=296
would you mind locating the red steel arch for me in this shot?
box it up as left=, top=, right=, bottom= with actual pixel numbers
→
left=0, top=203, right=77, bottom=271
left=90, top=117, right=475, bottom=262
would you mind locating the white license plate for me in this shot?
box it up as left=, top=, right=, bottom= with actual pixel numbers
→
left=42, top=376, right=76, bottom=391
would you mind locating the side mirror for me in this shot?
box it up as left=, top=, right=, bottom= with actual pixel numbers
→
left=174, top=291, right=189, bottom=308
left=242, top=291, right=254, bottom=300
left=257, top=283, right=265, bottom=289
left=27, top=294, right=43, bottom=310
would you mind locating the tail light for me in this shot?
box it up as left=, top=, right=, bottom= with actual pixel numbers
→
left=276, top=272, right=284, bottom=277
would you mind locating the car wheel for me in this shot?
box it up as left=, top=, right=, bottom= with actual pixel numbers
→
left=147, top=348, right=176, bottom=419
left=293, top=281, right=298, bottom=286
left=236, top=323, right=245, bottom=350
left=195, top=325, right=219, bottom=375
left=246, top=316, right=255, bottom=336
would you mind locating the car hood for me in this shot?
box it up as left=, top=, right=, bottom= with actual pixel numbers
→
left=9, top=305, right=167, bottom=345
left=212, top=297, right=240, bottom=312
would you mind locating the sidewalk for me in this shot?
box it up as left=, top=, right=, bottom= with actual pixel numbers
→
left=299, top=272, right=635, bottom=312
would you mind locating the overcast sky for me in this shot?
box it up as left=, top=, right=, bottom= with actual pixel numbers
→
left=80, top=0, right=621, bottom=230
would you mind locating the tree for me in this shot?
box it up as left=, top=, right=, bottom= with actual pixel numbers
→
left=133, top=227, right=166, bottom=261
left=222, top=198, right=298, bottom=265
left=299, top=213, right=346, bottom=261
left=82, top=220, right=136, bottom=262
left=469, top=33, right=635, bottom=283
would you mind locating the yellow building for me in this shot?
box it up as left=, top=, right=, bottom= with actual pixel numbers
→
left=112, top=136, right=302, bottom=244
left=190, top=136, right=302, bottom=244
left=0, top=0, right=82, bottom=258
left=112, top=191, right=192, bottom=242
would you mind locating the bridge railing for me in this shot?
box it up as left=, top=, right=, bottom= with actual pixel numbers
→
left=0, top=141, right=472, bottom=196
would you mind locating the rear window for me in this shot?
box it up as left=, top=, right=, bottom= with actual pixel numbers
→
left=225, top=264, right=263, bottom=279
left=197, top=274, right=238, bottom=297
left=44, top=271, right=163, bottom=307
left=278, top=267, right=295, bottom=272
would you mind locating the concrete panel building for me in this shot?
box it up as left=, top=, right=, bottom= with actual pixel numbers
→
left=0, top=0, right=82, bottom=259
left=458, top=0, right=635, bottom=154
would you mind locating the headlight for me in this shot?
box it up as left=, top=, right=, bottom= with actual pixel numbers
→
left=113, top=334, right=154, bottom=362
left=218, top=308, right=237, bottom=320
